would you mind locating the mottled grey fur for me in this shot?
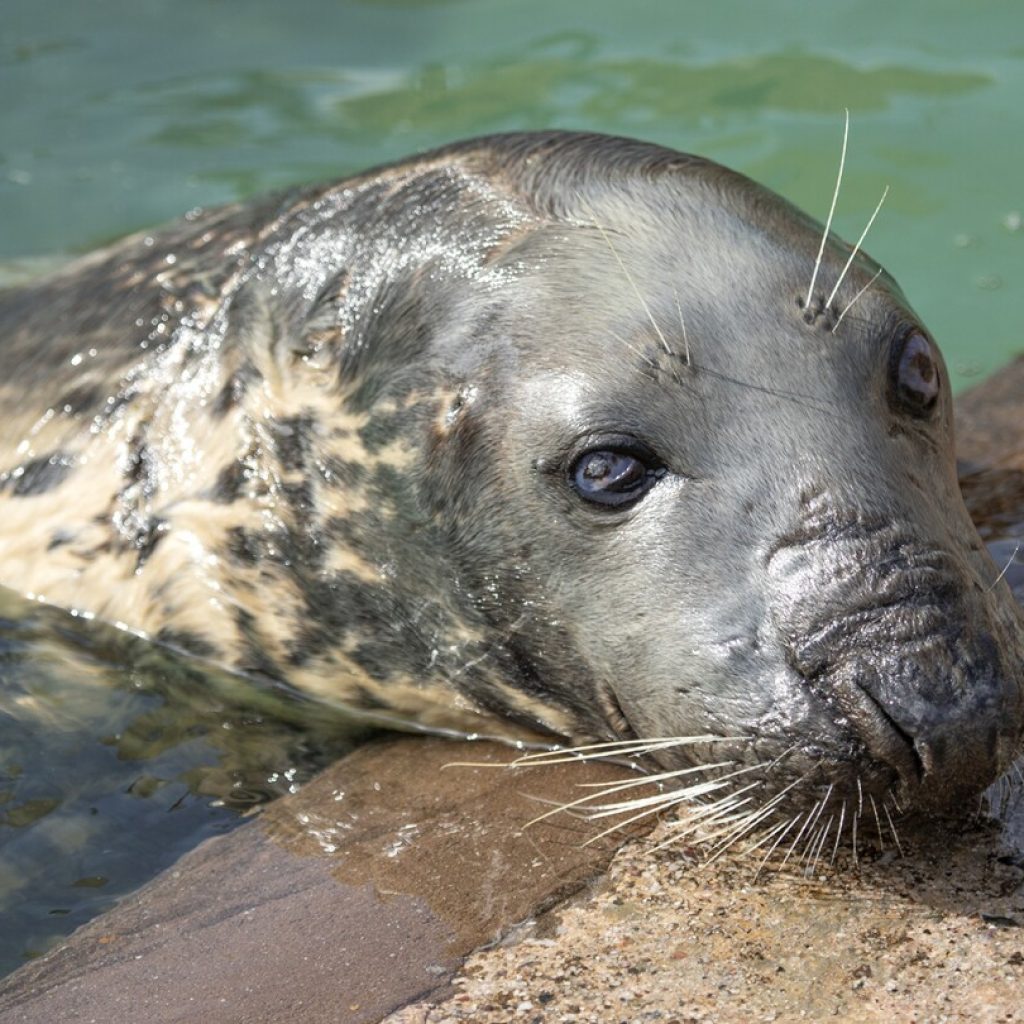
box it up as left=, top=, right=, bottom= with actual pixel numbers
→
left=0, top=132, right=1021, bottom=815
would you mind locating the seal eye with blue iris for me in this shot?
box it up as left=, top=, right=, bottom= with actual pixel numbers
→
left=570, top=448, right=664, bottom=507
left=892, top=330, right=940, bottom=416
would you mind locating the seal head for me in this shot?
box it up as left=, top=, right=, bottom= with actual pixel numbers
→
left=0, top=132, right=1021, bottom=818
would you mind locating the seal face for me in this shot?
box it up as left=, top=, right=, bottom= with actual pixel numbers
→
left=0, top=132, right=1021, bottom=819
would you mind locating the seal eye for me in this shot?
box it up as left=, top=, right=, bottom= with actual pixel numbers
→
left=892, top=331, right=940, bottom=416
left=571, top=449, right=660, bottom=507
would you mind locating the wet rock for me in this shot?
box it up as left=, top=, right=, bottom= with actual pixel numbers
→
left=0, top=739, right=641, bottom=1024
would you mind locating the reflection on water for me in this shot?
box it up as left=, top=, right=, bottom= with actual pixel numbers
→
left=0, top=586, right=372, bottom=976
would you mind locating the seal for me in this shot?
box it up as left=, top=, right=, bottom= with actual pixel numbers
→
left=0, top=131, right=1021, bottom=827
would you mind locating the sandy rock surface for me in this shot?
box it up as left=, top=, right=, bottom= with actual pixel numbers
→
left=386, top=810, right=1024, bottom=1024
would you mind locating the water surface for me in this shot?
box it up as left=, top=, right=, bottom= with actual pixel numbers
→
left=0, top=588, right=370, bottom=975
left=3, top=0, right=1022, bottom=387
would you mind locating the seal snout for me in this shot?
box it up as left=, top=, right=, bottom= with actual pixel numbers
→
left=765, top=500, right=1019, bottom=808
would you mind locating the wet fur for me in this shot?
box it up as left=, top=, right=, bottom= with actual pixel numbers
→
left=1, top=132, right=1021, bottom=817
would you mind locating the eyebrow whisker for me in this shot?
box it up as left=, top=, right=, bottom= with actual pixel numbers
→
left=825, top=185, right=889, bottom=310
left=582, top=198, right=675, bottom=361
left=832, top=267, right=883, bottom=334
left=674, top=286, right=691, bottom=367
left=806, top=108, right=849, bottom=309
left=986, top=542, right=1020, bottom=593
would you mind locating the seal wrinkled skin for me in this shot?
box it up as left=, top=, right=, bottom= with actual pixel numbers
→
left=0, top=132, right=1021, bottom=818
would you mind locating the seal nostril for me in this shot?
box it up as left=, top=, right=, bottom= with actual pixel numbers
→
left=870, top=696, right=926, bottom=783
left=914, top=737, right=937, bottom=779
left=829, top=675, right=924, bottom=791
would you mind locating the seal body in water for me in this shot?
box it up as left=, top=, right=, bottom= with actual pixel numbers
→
left=0, top=132, right=1021, bottom=820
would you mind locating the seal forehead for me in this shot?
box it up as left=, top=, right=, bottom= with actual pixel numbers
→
left=487, top=185, right=910, bottom=433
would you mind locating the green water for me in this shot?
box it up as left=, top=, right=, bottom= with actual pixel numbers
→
left=3, top=0, right=1022, bottom=386
left=0, top=588, right=370, bottom=975
left=0, top=0, right=1022, bottom=978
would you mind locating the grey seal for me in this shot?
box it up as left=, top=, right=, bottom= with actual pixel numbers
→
left=0, top=131, right=1021, bottom=822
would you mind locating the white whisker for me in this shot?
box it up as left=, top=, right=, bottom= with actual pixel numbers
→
left=869, top=794, right=885, bottom=849
left=706, top=799, right=788, bottom=862
left=825, top=186, right=889, bottom=310
left=832, top=268, right=883, bottom=334
left=581, top=796, right=690, bottom=847
left=653, top=793, right=760, bottom=852
left=729, top=766, right=810, bottom=819
left=808, top=816, right=834, bottom=875
left=679, top=806, right=757, bottom=842
left=747, top=816, right=795, bottom=855
left=987, top=543, right=1020, bottom=593
left=520, top=780, right=670, bottom=829
left=653, top=806, right=753, bottom=853
left=579, top=759, right=769, bottom=820
left=573, top=760, right=735, bottom=790
left=800, top=821, right=825, bottom=870
left=608, top=330, right=661, bottom=372
left=519, top=763, right=734, bottom=829
left=674, top=287, right=691, bottom=366
left=452, top=728, right=861, bottom=873
left=660, top=782, right=762, bottom=825
left=799, top=786, right=832, bottom=856
left=589, top=784, right=754, bottom=850
left=677, top=781, right=763, bottom=828
left=659, top=787, right=753, bottom=827
left=806, top=108, right=849, bottom=309
left=505, top=733, right=736, bottom=766
left=883, top=800, right=904, bottom=857
left=754, top=815, right=802, bottom=879
left=573, top=764, right=765, bottom=833
left=588, top=768, right=762, bottom=822
left=440, top=736, right=701, bottom=771
left=705, top=805, right=768, bottom=848
left=707, top=768, right=816, bottom=867
left=830, top=802, right=846, bottom=866
left=585, top=779, right=732, bottom=819
left=798, top=786, right=831, bottom=868
left=582, top=199, right=674, bottom=359
left=780, top=808, right=815, bottom=868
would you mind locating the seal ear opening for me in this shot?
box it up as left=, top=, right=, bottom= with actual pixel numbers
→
left=288, top=269, right=352, bottom=373
left=441, top=384, right=479, bottom=433
left=219, top=275, right=347, bottom=402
